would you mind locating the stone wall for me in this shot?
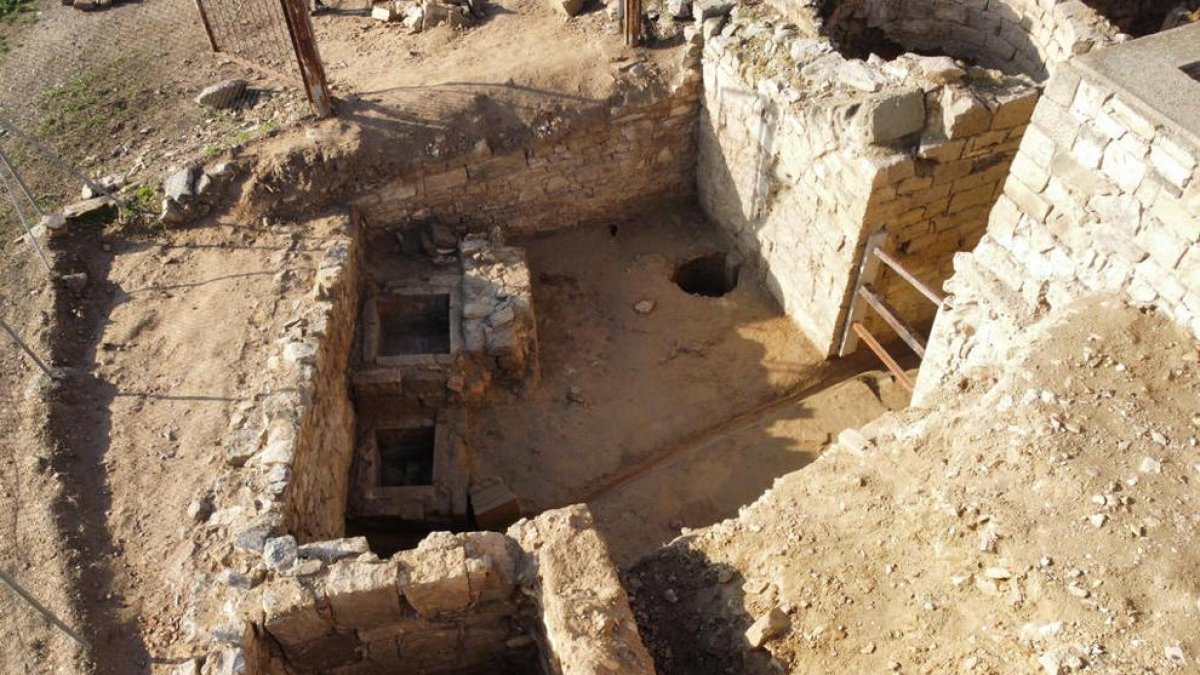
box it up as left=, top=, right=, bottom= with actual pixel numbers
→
left=698, top=9, right=1039, bottom=354
left=193, top=506, right=654, bottom=675
left=283, top=220, right=361, bottom=543
left=351, top=68, right=702, bottom=239
left=817, top=0, right=1119, bottom=80
left=915, top=24, right=1200, bottom=403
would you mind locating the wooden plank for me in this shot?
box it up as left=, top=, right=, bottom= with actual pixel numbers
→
left=874, top=248, right=945, bottom=306
left=851, top=322, right=913, bottom=393
left=858, top=285, right=926, bottom=358
left=838, top=229, right=888, bottom=357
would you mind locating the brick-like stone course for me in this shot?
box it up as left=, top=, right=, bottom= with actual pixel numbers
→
left=916, top=30, right=1200, bottom=403
left=352, top=63, right=702, bottom=238
left=796, top=0, right=1119, bottom=81
left=698, top=8, right=1040, bottom=354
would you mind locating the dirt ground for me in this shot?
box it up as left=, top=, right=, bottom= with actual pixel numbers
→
left=0, top=242, right=88, bottom=673
left=628, top=296, right=1200, bottom=674
left=0, top=213, right=337, bottom=673
left=468, top=205, right=913, bottom=563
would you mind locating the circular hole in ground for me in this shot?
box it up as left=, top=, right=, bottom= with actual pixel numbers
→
left=673, top=252, right=740, bottom=297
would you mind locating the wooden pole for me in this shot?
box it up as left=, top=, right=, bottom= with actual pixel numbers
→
left=192, top=0, right=220, bottom=52
left=851, top=322, right=913, bottom=393
left=838, top=229, right=887, bottom=357
left=279, top=0, right=334, bottom=118
left=623, top=0, right=642, bottom=47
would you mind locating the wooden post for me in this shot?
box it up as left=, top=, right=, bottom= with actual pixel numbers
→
left=192, top=0, right=219, bottom=52
left=838, top=229, right=887, bottom=357
left=623, top=0, right=642, bottom=47
left=279, top=0, right=334, bottom=118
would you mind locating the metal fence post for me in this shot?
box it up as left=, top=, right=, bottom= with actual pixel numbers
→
left=278, top=0, right=334, bottom=118
left=192, top=0, right=220, bottom=52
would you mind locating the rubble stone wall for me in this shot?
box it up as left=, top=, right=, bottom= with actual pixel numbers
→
left=284, top=226, right=362, bottom=543
left=817, top=0, right=1119, bottom=80
left=352, top=76, right=701, bottom=239
left=915, top=25, right=1200, bottom=403
left=233, top=506, right=653, bottom=675
left=698, top=16, right=1039, bottom=354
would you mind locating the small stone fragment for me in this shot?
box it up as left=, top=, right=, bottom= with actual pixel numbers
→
left=745, top=607, right=790, bottom=648
left=634, top=300, right=656, bottom=314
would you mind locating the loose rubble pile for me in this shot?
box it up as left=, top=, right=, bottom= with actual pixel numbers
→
left=370, top=0, right=486, bottom=32
left=160, top=160, right=239, bottom=225
left=628, top=296, right=1200, bottom=674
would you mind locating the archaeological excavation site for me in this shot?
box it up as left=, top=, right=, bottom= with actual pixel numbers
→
left=1, top=0, right=1199, bottom=672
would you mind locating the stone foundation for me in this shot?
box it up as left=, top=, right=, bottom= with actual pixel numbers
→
left=698, top=6, right=1040, bottom=354
left=916, top=24, right=1200, bottom=402
left=351, top=68, right=701, bottom=239
left=203, top=506, right=652, bottom=675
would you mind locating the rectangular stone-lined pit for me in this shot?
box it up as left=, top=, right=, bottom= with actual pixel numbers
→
left=377, top=426, right=436, bottom=487
left=377, top=294, right=452, bottom=357
left=361, top=285, right=462, bottom=370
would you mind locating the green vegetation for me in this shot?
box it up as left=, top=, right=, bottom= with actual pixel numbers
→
left=0, top=0, right=36, bottom=54
left=0, top=0, right=34, bottom=21
left=38, top=69, right=107, bottom=136
left=112, top=183, right=163, bottom=237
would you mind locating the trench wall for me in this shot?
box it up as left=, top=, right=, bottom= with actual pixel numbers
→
left=352, top=76, right=701, bottom=238
left=698, top=17, right=1038, bottom=355
left=284, top=227, right=361, bottom=543
left=915, top=24, right=1200, bottom=402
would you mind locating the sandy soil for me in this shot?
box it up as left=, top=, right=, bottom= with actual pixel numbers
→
left=14, top=214, right=336, bottom=674
left=0, top=242, right=88, bottom=673
left=628, top=296, right=1200, bottom=674
left=468, top=206, right=912, bottom=561
left=593, top=371, right=911, bottom=565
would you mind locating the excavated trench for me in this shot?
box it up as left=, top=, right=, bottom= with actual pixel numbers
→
left=229, top=3, right=1182, bottom=670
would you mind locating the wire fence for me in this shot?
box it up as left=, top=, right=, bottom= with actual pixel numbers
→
left=197, top=0, right=303, bottom=81
left=0, top=0, right=321, bottom=246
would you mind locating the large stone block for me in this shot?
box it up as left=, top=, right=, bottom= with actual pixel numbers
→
left=396, top=533, right=472, bottom=617
left=860, top=88, right=927, bottom=144
left=325, top=560, right=404, bottom=628
left=262, top=578, right=332, bottom=646
left=942, top=88, right=992, bottom=140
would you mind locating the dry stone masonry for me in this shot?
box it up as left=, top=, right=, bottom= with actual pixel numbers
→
left=916, top=23, right=1200, bottom=402
left=201, top=506, right=652, bottom=674
left=816, top=0, right=1121, bottom=80
left=697, top=2, right=1042, bottom=353
left=352, top=50, right=703, bottom=238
